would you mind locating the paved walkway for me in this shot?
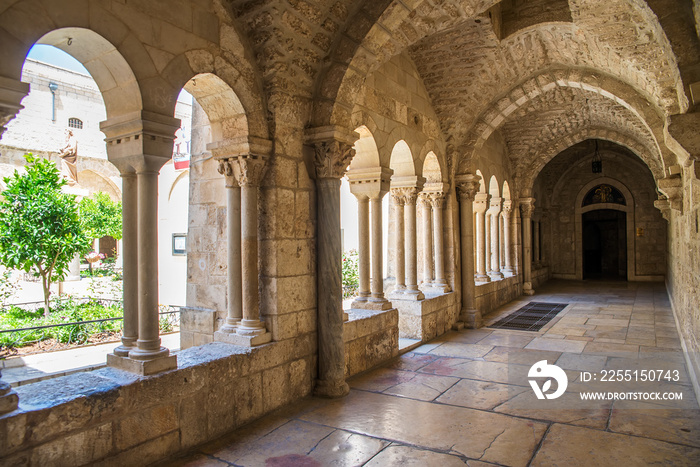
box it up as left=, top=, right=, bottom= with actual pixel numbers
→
left=165, top=280, right=700, bottom=466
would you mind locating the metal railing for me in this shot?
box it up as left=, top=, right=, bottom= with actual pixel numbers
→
left=0, top=303, right=181, bottom=358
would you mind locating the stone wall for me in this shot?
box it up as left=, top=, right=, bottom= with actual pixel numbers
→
left=0, top=340, right=315, bottom=467
left=666, top=164, right=700, bottom=402
left=344, top=309, right=399, bottom=377
left=393, top=292, right=458, bottom=341
left=475, top=276, right=522, bottom=318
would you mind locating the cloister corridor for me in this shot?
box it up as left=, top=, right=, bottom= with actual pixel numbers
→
left=167, top=280, right=700, bottom=467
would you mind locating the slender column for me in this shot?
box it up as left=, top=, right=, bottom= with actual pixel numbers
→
left=533, top=219, right=541, bottom=268
left=113, top=172, right=138, bottom=356
left=310, top=134, right=355, bottom=398
left=391, top=189, right=406, bottom=292
left=0, top=369, right=19, bottom=415
left=499, top=215, right=505, bottom=270
left=420, top=194, right=434, bottom=287
left=403, top=188, right=424, bottom=299
left=456, top=175, right=481, bottom=328
left=355, top=196, right=371, bottom=303
left=235, top=156, right=268, bottom=337
left=521, top=198, right=536, bottom=296
left=218, top=159, right=242, bottom=332
left=485, top=212, right=492, bottom=275
left=369, top=193, right=391, bottom=308
left=489, top=197, right=503, bottom=279
left=129, top=171, right=169, bottom=360
left=474, top=193, right=490, bottom=282
left=502, top=200, right=514, bottom=275
left=430, top=192, right=450, bottom=292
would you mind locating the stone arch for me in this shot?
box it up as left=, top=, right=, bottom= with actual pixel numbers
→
left=502, top=180, right=511, bottom=200
left=573, top=176, right=636, bottom=281
left=348, top=125, right=381, bottom=170
left=519, top=128, right=664, bottom=195
left=168, top=169, right=190, bottom=202
left=475, top=169, right=486, bottom=193
left=389, top=140, right=414, bottom=178
left=418, top=140, right=446, bottom=183
left=77, top=169, right=121, bottom=201
left=422, top=152, right=442, bottom=184
left=488, top=175, right=500, bottom=198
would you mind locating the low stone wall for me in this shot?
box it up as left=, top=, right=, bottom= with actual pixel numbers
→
left=179, top=306, right=218, bottom=349
left=344, top=308, right=399, bottom=377
left=475, top=276, right=522, bottom=317
left=0, top=338, right=316, bottom=466
left=392, top=292, right=458, bottom=341
left=532, top=266, right=550, bottom=289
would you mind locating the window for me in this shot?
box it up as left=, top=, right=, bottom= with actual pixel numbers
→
left=68, top=118, right=83, bottom=129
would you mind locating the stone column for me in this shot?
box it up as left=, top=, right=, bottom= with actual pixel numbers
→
left=403, top=188, right=424, bottom=300
left=235, top=155, right=271, bottom=342
left=217, top=158, right=242, bottom=333
left=456, top=174, right=481, bottom=328
left=113, top=172, right=138, bottom=356
left=0, top=369, right=18, bottom=415
left=485, top=212, right=492, bottom=275
left=502, top=200, right=514, bottom=275
left=488, top=197, right=503, bottom=280
left=521, top=198, right=536, bottom=296
left=369, top=193, right=391, bottom=309
left=346, top=167, right=393, bottom=310
left=430, top=192, right=450, bottom=292
left=391, top=189, right=406, bottom=294
left=308, top=128, right=357, bottom=398
left=351, top=195, right=371, bottom=307
left=474, top=193, right=490, bottom=282
left=419, top=194, right=434, bottom=288
left=533, top=219, right=541, bottom=268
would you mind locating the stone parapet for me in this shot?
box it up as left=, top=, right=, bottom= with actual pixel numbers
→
left=343, top=308, right=399, bottom=377
left=392, top=292, right=457, bottom=341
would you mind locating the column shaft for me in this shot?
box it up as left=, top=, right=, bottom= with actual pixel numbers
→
left=457, top=176, right=481, bottom=328
left=521, top=199, right=536, bottom=296
left=404, top=196, right=423, bottom=299
left=489, top=210, right=503, bottom=279
left=475, top=200, right=490, bottom=282
left=432, top=196, right=449, bottom=291
left=237, top=183, right=264, bottom=334
left=503, top=207, right=514, bottom=274
left=356, top=197, right=371, bottom=301
left=130, top=171, right=168, bottom=360
left=114, top=173, right=138, bottom=356
left=485, top=213, right=492, bottom=274
left=421, top=197, right=433, bottom=286
left=533, top=220, right=541, bottom=267
left=222, top=183, right=242, bottom=331
left=370, top=195, right=388, bottom=305
left=393, top=196, right=406, bottom=291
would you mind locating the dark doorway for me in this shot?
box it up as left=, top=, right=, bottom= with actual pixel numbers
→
left=582, top=209, right=627, bottom=280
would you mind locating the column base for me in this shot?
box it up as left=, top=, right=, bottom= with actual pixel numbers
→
left=350, top=297, right=369, bottom=308
left=460, top=308, right=482, bottom=329
left=219, top=318, right=241, bottom=334
left=352, top=298, right=393, bottom=310
left=107, top=352, right=177, bottom=376
left=431, top=280, right=451, bottom=293
left=391, top=289, right=424, bottom=301
left=215, top=330, right=272, bottom=347
left=314, top=378, right=350, bottom=398
left=488, top=271, right=504, bottom=280
left=523, top=282, right=535, bottom=296
left=503, top=267, right=515, bottom=275
left=475, top=274, right=491, bottom=283
left=112, top=343, right=136, bottom=357
left=0, top=381, right=19, bottom=415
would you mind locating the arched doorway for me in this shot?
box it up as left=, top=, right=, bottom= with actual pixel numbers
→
left=582, top=209, right=627, bottom=280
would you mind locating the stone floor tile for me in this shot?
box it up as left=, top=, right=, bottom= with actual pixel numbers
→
left=484, top=346, right=562, bottom=366
left=608, top=403, right=700, bottom=448
left=419, top=357, right=528, bottom=385
left=584, top=326, right=628, bottom=340
left=166, top=453, right=232, bottom=466
left=556, top=352, right=607, bottom=372
left=411, top=343, right=442, bottom=354
left=384, top=352, right=439, bottom=372
left=209, top=419, right=334, bottom=465
left=364, top=444, right=473, bottom=466
left=349, top=368, right=416, bottom=392
left=428, top=342, right=494, bottom=359
left=494, top=389, right=612, bottom=429
left=586, top=318, right=630, bottom=327
left=654, top=337, right=682, bottom=349
left=382, top=372, right=459, bottom=401
left=299, top=390, right=548, bottom=467
left=444, top=329, right=494, bottom=344
left=436, top=378, right=527, bottom=410
left=471, top=332, right=534, bottom=349
left=525, top=337, right=587, bottom=354
left=308, top=430, right=389, bottom=466
left=531, top=424, right=700, bottom=466
left=625, top=338, right=657, bottom=346
left=583, top=342, right=639, bottom=357
left=565, top=336, right=594, bottom=342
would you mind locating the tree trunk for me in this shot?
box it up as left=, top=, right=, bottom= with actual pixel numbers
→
left=40, top=273, right=50, bottom=317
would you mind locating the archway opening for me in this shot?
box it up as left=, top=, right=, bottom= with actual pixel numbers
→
left=582, top=209, right=627, bottom=280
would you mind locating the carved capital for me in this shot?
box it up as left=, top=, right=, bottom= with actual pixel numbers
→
left=520, top=197, right=536, bottom=219
left=455, top=173, right=481, bottom=202
left=235, top=154, right=268, bottom=187
left=428, top=191, right=446, bottom=208
left=502, top=200, right=513, bottom=216
left=217, top=158, right=238, bottom=187
left=654, top=198, right=672, bottom=222
left=391, top=187, right=418, bottom=206
left=313, top=140, right=355, bottom=179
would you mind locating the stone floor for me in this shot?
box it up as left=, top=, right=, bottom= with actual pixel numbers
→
left=164, top=280, right=700, bottom=466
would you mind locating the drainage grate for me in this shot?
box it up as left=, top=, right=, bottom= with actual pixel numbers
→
left=489, top=302, right=568, bottom=332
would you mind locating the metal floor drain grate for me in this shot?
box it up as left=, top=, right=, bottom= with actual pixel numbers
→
left=488, top=302, right=568, bottom=332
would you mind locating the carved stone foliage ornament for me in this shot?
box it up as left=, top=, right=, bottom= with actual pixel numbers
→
left=313, top=140, right=355, bottom=179
left=217, top=155, right=268, bottom=187
left=457, top=180, right=480, bottom=201
left=391, top=187, right=419, bottom=205
left=428, top=192, right=446, bottom=208
left=520, top=199, right=536, bottom=218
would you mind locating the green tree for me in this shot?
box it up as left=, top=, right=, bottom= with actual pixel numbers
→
left=79, top=191, right=122, bottom=241
left=0, top=154, right=90, bottom=315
